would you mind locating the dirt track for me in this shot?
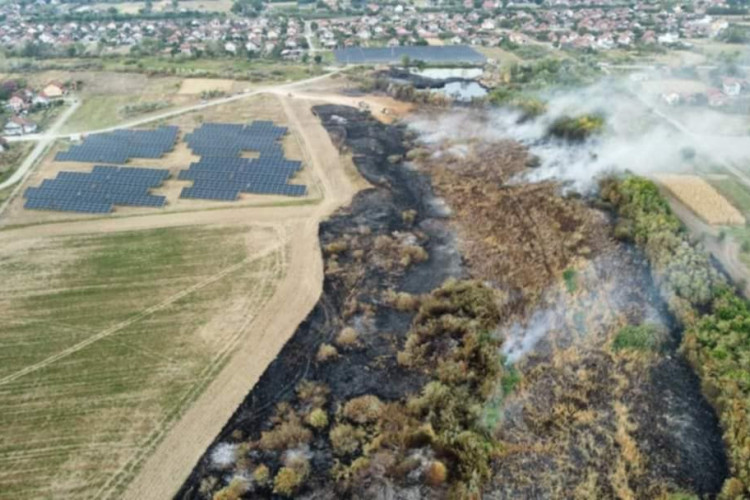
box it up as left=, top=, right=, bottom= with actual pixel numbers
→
left=116, top=95, right=358, bottom=500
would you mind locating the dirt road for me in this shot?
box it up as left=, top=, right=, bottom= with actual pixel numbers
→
left=118, top=95, right=359, bottom=500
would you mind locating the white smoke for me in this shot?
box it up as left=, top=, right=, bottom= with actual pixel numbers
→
left=500, top=256, right=671, bottom=363
left=408, top=76, right=750, bottom=193
left=502, top=308, right=559, bottom=364
left=209, top=442, right=238, bottom=470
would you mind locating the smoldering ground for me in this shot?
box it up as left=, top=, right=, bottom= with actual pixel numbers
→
left=405, top=85, right=732, bottom=495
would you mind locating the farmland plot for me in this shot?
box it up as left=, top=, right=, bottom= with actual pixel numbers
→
left=0, top=225, right=283, bottom=499
left=656, top=174, right=746, bottom=225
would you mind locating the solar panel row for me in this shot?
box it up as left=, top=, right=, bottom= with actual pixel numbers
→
left=179, top=121, right=307, bottom=201
left=24, top=165, right=169, bottom=213
left=55, top=126, right=179, bottom=164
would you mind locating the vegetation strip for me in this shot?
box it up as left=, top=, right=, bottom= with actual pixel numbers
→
left=603, top=176, right=750, bottom=497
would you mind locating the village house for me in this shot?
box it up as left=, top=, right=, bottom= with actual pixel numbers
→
left=6, top=94, right=28, bottom=113
left=42, top=81, right=65, bottom=98
left=4, top=116, right=37, bottom=135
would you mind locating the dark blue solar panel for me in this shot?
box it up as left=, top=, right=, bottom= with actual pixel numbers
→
left=24, top=165, right=170, bottom=213
left=55, top=126, right=179, bottom=164
left=179, top=120, right=307, bottom=201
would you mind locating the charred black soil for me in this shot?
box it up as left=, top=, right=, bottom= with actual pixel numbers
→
left=177, top=106, right=727, bottom=500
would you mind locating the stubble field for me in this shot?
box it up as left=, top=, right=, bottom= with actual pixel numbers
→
left=0, top=224, right=285, bottom=499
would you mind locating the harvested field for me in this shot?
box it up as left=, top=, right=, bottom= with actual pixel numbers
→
left=656, top=174, right=745, bottom=225
left=178, top=78, right=235, bottom=95
left=0, top=224, right=284, bottom=499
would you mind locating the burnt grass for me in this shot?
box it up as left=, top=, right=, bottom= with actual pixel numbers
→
left=177, top=106, right=728, bottom=499
left=177, top=105, right=465, bottom=499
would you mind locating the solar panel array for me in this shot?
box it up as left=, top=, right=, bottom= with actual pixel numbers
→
left=24, top=166, right=169, bottom=213
left=334, top=45, right=487, bottom=65
left=179, top=121, right=307, bottom=201
left=55, top=126, right=179, bottom=164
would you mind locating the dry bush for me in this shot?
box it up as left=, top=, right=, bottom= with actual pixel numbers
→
left=402, top=209, right=417, bottom=226
left=384, top=289, right=421, bottom=311
left=336, top=327, right=359, bottom=347
left=335, top=432, right=364, bottom=459
left=343, top=395, right=384, bottom=424
left=258, top=415, right=312, bottom=451
left=324, top=239, right=349, bottom=255
left=253, top=464, right=270, bottom=486
left=273, top=467, right=304, bottom=497
left=212, top=477, right=248, bottom=500
left=330, top=423, right=367, bottom=456
left=316, top=343, right=339, bottom=363
left=425, top=460, right=448, bottom=486
left=400, top=245, right=429, bottom=267
left=306, top=408, right=329, bottom=429
left=296, top=380, right=330, bottom=409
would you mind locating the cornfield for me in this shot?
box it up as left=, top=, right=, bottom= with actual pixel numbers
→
left=655, top=174, right=746, bottom=226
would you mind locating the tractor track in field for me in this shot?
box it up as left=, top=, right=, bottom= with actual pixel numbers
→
left=97, top=234, right=285, bottom=500
left=0, top=241, right=282, bottom=389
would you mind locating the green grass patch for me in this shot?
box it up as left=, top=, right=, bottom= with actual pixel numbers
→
left=708, top=175, right=750, bottom=214
left=0, top=141, right=34, bottom=184
left=562, top=268, right=578, bottom=293
left=60, top=94, right=132, bottom=133
left=612, top=324, right=665, bottom=352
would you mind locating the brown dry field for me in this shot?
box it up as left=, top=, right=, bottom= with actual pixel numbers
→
left=656, top=174, right=746, bottom=225
left=0, top=87, right=362, bottom=499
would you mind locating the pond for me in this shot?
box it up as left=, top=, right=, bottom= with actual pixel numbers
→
left=431, top=80, right=488, bottom=102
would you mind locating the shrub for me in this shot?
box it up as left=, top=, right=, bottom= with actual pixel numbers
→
left=402, top=209, right=417, bottom=225
left=425, top=460, right=448, bottom=486
left=343, top=395, right=384, bottom=424
left=336, top=327, right=359, bottom=347
left=273, top=467, right=304, bottom=497
left=258, top=418, right=312, bottom=451
left=316, top=343, right=339, bottom=362
left=562, top=268, right=577, bottom=293
left=548, top=114, right=605, bottom=141
left=296, top=380, right=329, bottom=409
left=612, top=324, right=666, bottom=352
left=253, top=464, right=270, bottom=486
left=384, top=289, right=421, bottom=311
left=324, top=239, right=349, bottom=255
left=400, top=245, right=429, bottom=267
left=307, top=408, right=329, bottom=429
left=212, top=477, right=248, bottom=500
left=330, top=423, right=366, bottom=456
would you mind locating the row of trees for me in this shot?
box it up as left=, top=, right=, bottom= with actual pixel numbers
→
left=602, top=176, right=750, bottom=498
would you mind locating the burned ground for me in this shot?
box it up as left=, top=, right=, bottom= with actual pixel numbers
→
left=177, top=106, right=726, bottom=500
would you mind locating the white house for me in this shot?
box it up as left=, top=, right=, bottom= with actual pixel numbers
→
left=4, top=116, right=38, bottom=135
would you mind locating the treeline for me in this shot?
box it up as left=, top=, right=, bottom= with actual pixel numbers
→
left=486, top=57, right=600, bottom=118
left=602, top=176, right=750, bottom=498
